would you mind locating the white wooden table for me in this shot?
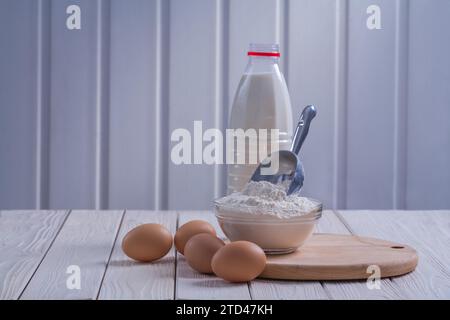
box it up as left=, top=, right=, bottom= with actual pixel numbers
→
left=0, top=210, right=449, bottom=300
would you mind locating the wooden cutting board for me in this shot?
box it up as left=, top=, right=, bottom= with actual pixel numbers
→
left=260, top=233, right=418, bottom=280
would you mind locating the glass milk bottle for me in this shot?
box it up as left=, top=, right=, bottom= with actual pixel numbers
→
left=227, top=43, right=293, bottom=194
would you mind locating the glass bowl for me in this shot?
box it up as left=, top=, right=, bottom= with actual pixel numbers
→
left=213, top=198, right=322, bottom=254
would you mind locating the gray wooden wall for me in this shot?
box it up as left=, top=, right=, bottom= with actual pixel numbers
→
left=1, top=0, right=449, bottom=210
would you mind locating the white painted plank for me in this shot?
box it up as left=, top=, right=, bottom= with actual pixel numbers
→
left=318, top=211, right=404, bottom=300
left=168, top=0, right=217, bottom=210
left=175, top=211, right=251, bottom=300
left=288, top=0, right=339, bottom=209
left=428, top=212, right=450, bottom=246
left=98, top=211, right=177, bottom=300
left=20, top=210, right=123, bottom=300
left=108, top=0, right=159, bottom=209
left=0, top=0, right=39, bottom=208
left=0, top=210, right=68, bottom=300
left=392, top=0, right=408, bottom=210
left=406, top=1, right=450, bottom=209
left=418, top=211, right=450, bottom=269
left=339, top=210, right=450, bottom=299
left=48, top=0, right=100, bottom=208
left=345, top=0, right=398, bottom=209
left=250, top=277, right=327, bottom=300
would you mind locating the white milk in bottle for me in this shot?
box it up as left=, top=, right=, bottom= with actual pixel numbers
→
left=227, top=43, right=293, bottom=194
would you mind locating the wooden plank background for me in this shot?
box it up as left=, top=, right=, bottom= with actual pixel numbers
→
left=0, top=210, right=449, bottom=299
left=338, top=210, right=450, bottom=298
left=20, top=210, right=123, bottom=299
left=98, top=211, right=177, bottom=300
left=0, top=210, right=68, bottom=299
left=108, top=0, right=159, bottom=209
left=1, top=0, right=450, bottom=210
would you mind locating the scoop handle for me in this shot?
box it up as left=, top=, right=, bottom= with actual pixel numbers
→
left=291, top=105, right=317, bottom=155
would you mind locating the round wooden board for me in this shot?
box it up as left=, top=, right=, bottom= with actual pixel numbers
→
left=260, top=233, right=418, bottom=280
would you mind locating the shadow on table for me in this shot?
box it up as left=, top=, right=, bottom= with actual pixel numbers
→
left=107, top=256, right=175, bottom=267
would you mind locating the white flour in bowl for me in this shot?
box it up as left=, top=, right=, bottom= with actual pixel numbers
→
left=215, top=181, right=319, bottom=220
left=215, top=181, right=322, bottom=253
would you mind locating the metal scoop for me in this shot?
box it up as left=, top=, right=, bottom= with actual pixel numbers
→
left=250, top=105, right=317, bottom=195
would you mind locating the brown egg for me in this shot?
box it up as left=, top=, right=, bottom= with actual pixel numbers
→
left=184, top=233, right=225, bottom=274
left=211, top=241, right=266, bottom=282
left=174, top=220, right=216, bottom=254
left=122, top=223, right=173, bottom=262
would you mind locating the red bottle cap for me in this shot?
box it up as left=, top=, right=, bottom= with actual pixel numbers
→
left=247, top=51, right=280, bottom=57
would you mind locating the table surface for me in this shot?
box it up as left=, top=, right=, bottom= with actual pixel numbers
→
left=0, top=209, right=449, bottom=300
